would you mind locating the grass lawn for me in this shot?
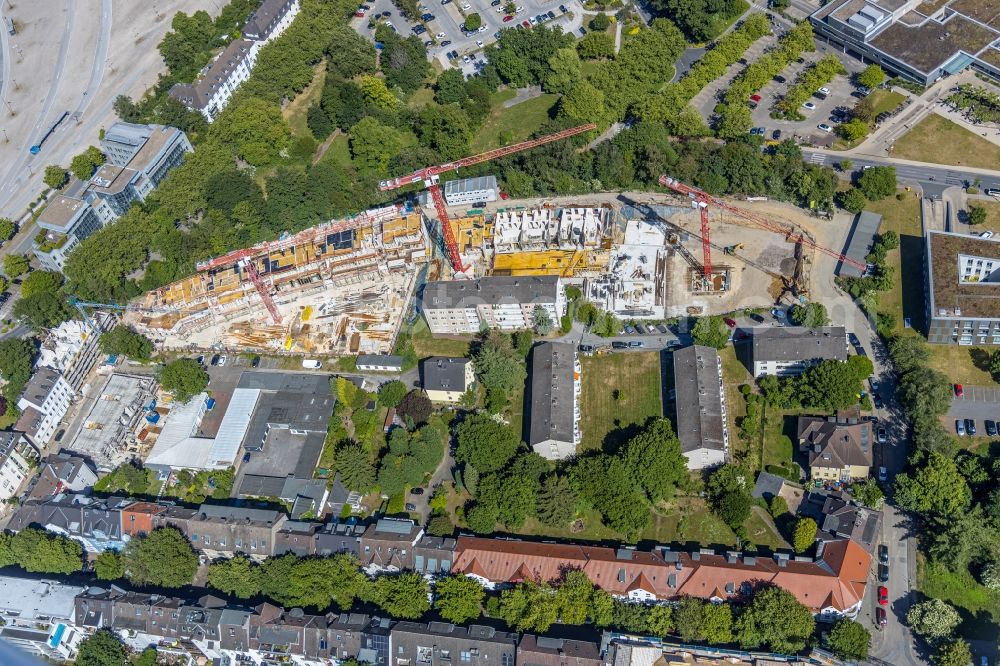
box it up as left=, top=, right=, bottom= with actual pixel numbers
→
left=869, top=89, right=906, bottom=116
left=318, top=133, right=352, bottom=167
left=893, top=114, right=1000, bottom=170
left=919, top=553, right=1000, bottom=641
left=470, top=93, right=559, bottom=152
left=579, top=351, right=662, bottom=452
left=409, top=318, right=473, bottom=359
left=407, top=86, right=436, bottom=110
left=868, top=191, right=924, bottom=334
left=761, top=405, right=808, bottom=481
left=719, top=346, right=751, bottom=459
left=645, top=496, right=736, bottom=547
left=925, top=344, right=995, bottom=386
left=507, top=384, right=526, bottom=443
left=967, top=199, right=1000, bottom=232
left=745, top=507, right=790, bottom=550
left=283, top=63, right=326, bottom=139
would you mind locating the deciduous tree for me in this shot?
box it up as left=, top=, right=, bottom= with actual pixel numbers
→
left=122, top=527, right=198, bottom=588
left=435, top=575, right=485, bottom=623
left=692, top=316, right=729, bottom=349
left=622, top=418, right=687, bottom=503
left=76, top=629, right=127, bottom=666
left=13, top=291, right=73, bottom=330
left=497, top=581, right=559, bottom=632
left=792, top=517, right=817, bottom=553
left=906, top=598, right=960, bottom=641
left=735, top=586, right=815, bottom=652
left=99, top=325, right=153, bottom=361
left=157, top=358, right=209, bottom=403
left=370, top=572, right=430, bottom=619
left=377, top=380, right=408, bottom=408
left=858, top=166, right=896, bottom=201
left=856, top=64, right=885, bottom=89
left=828, top=618, right=870, bottom=660
left=894, top=451, right=971, bottom=518
left=94, top=551, right=125, bottom=581
left=208, top=555, right=262, bottom=599
left=44, top=165, right=68, bottom=189
left=3, top=253, right=29, bottom=278
left=70, top=146, right=107, bottom=181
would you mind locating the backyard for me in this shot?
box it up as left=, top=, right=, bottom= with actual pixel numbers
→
left=408, top=318, right=474, bottom=359
left=893, top=113, right=1000, bottom=170
left=579, top=351, right=663, bottom=451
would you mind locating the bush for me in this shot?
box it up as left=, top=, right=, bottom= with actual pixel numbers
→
left=589, top=13, right=610, bottom=30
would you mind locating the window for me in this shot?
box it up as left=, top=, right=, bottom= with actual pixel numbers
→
left=460, top=652, right=471, bottom=662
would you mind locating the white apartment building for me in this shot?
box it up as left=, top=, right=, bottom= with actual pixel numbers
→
left=422, top=276, right=566, bottom=335
left=443, top=175, right=498, bottom=206
left=15, top=367, right=74, bottom=446
left=170, top=0, right=301, bottom=121
left=0, top=576, right=86, bottom=662
left=37, top=314, right=113, bottom=390
left=749, top=326, right=848, bottom=377
left=0, top=431, right=39, bottom=501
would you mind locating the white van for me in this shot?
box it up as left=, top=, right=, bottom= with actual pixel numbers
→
left=302, top=359, right=322, bottom=369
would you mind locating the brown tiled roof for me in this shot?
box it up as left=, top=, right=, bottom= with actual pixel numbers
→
left=799, top=416, right=873, bottom=471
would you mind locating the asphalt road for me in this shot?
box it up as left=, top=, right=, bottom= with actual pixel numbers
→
left=802, top=150, right=1000, bottom=199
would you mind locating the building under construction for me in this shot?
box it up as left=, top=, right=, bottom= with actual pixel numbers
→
left=125, top=206, right=428, bottom=355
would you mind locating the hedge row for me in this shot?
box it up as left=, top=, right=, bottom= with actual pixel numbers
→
left=774, top=54, right=845, bottom=119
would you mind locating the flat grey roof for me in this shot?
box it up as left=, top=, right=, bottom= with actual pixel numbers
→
left=838, top=211, right=882, bottom=278
left=528, top=342, right=576, bottom=446
left=672, top=345, right=726, bottom=456
left=425, top=276, right=560, bottom=309
left=0, top=575, right=86, bottom=620
left=751, top=326, right=847, bottom=364
left=357, top=354, right=404, bottom=367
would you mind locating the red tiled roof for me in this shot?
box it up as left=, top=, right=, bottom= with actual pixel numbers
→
left=453, top=536, right=871, bottom=614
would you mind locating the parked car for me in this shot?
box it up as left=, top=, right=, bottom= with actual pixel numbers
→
left=750, top=313, right=765, bottom=323
left=422, top=12, right=434, bottom=20
left=773, top=75, right=786, bottom=83
left=578, top=344, right=594, bottom=353
left=462, top=2, right=471, bottom=8
left=251, top=356, right=261, bottom=368
left=243, top=452, right=251, bottom=463
left=749, top=94, right=762, bottom=108
left=987, top=419, right=997, bottom=436
left=523, top=20, right=531, bottom=28
left=981, top=231, right=994, bottom=239
left=196, top=355, right=205, bottom=365
left=872, top=393, right=884, bottom=409
left=412, top=25, right=426, bottom=34
left=547, top=10, right=555, bottom=18
left=848, top=332, right=860, bottom=346
left=440, top=39, right=452, bottom=46
left=435, top=31, right=446, bottom=38
left=560, top=4, right=568, bottom=12
left=966, top=418, right=977, bottom=435
left=405, top=503, right=417, bottom=511
left=624, top=325, right=636, bottom=334
left=723, top=317, right=737, bottom=328
left=612, top=341, right=628, bottom=349
left=879, top=544, right=889, bottom=563
left=476, top=39, right=484, bottom=46
left=878, top=466, right=887, bottom=482
left=818, top=123, right=833, bottom=132
left=749, top=127, right=765, bottom=136
left=876, top=607, right=887, bottom=628
left=627, top=341, right=643, bottom=348
left=410, top=487, right=424, bottom=495
left=803, top=101, right=816, bottom=110
left=878, top=586, right=888, bottom=605
left=954, top=383, right=964, bottom=397
left=869, top=376, right=880, bottom=392
left=878, top=564, right=889, bottom=582
left=956, top=419, right=966, bottom=436
left=217, top=355, right=227, bottom=367
left=503, top=14, right=513, bottom=21
left=210, top=354, right=220, bottom=366
left=877, top=426, right=887, bottom=443
left=491, top=0, right=502, bottom=5
left=772, top=129, right=782, bottom=140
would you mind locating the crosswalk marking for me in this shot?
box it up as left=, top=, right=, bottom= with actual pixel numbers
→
left=808, top=153, right=826, bottom=164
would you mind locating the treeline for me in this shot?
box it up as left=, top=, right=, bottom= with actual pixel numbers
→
left=158, top=1, right=259, bottom=81
left=715, top=20, right=816, bottom=137
left=647, top=0, right=749, bottom=43
left=640, top=13, right=771, bottom=129
left=758, top=355, right=874, bottom=413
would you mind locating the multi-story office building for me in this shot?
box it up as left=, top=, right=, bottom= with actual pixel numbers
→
left=809, top=0, right=1000, bottom=86
left=925, top=230, right=1000, bottom=345
left=422, top=276, right=565, bottom=334
left=33, top=123, right=191, bottom=271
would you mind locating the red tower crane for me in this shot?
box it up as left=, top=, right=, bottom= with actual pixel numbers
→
left=239, top=258, right=282, bottom=325
left=379, top=123, right=597, bottom=273
left=658, top=176, right=868, bottom=275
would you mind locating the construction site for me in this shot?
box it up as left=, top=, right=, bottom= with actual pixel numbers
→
left=124, top=205, right=428, bottom=355
left=115, top=124, right=863, bottom=355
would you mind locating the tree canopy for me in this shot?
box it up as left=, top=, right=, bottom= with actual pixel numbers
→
left=734, top=586, right=815, bottom=652
left=121, top=527, right=199, bottom=588
left=76, top=630, right=127, bottom=666
left=99, top=325, right=153, bottom=361
left=158, top=358, right=209, bottom=403
left=692, top=316, right=730, bottom=348
left=435, top=575, right=485, bottom=624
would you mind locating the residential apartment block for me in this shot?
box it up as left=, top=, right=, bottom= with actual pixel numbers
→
left=0, top=575, right=86, bottom=661
left=422, top=357, right=475, bottom=403
left=799, top=414, right=874, bottom=481
left=925, top=230, right=1000, bottom=345
left=33, top=123, right=192, bottom=271
left=26, top=452, right=98, bottom=501
left=422, top=276, right=566, bottom=335
left=37, top=314, right=113, bottom=390
left=0, top=431, right=38, bottom=501
left=746, top=326, right=848, bottom=376
left=528, top=342, right=581, bottom=461
left=452, top=535, right=870, bottom=619
left=15, top=367, right=74, bottom=446
left=391, top=622, right=517, bottom=666
left=170, top=0, right=300, bottom=120
left=672, top=345, right=728, bottom=470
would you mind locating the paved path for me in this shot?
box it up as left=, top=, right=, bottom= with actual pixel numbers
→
left=502, top=85, right=542, bottom=108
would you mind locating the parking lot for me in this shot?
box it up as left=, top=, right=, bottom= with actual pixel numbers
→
left=746, top=40, right=868, bottom=143
left=946, top=384, right=1000, bottom=435
left=353, top=0, right=583, bottom=72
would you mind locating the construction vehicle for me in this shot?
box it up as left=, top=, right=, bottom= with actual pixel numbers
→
left=378, top=123, right=597, bottom=273
left=724, top=243, right=744, bottom=255
left=658, top=176, right=867, bottom=291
